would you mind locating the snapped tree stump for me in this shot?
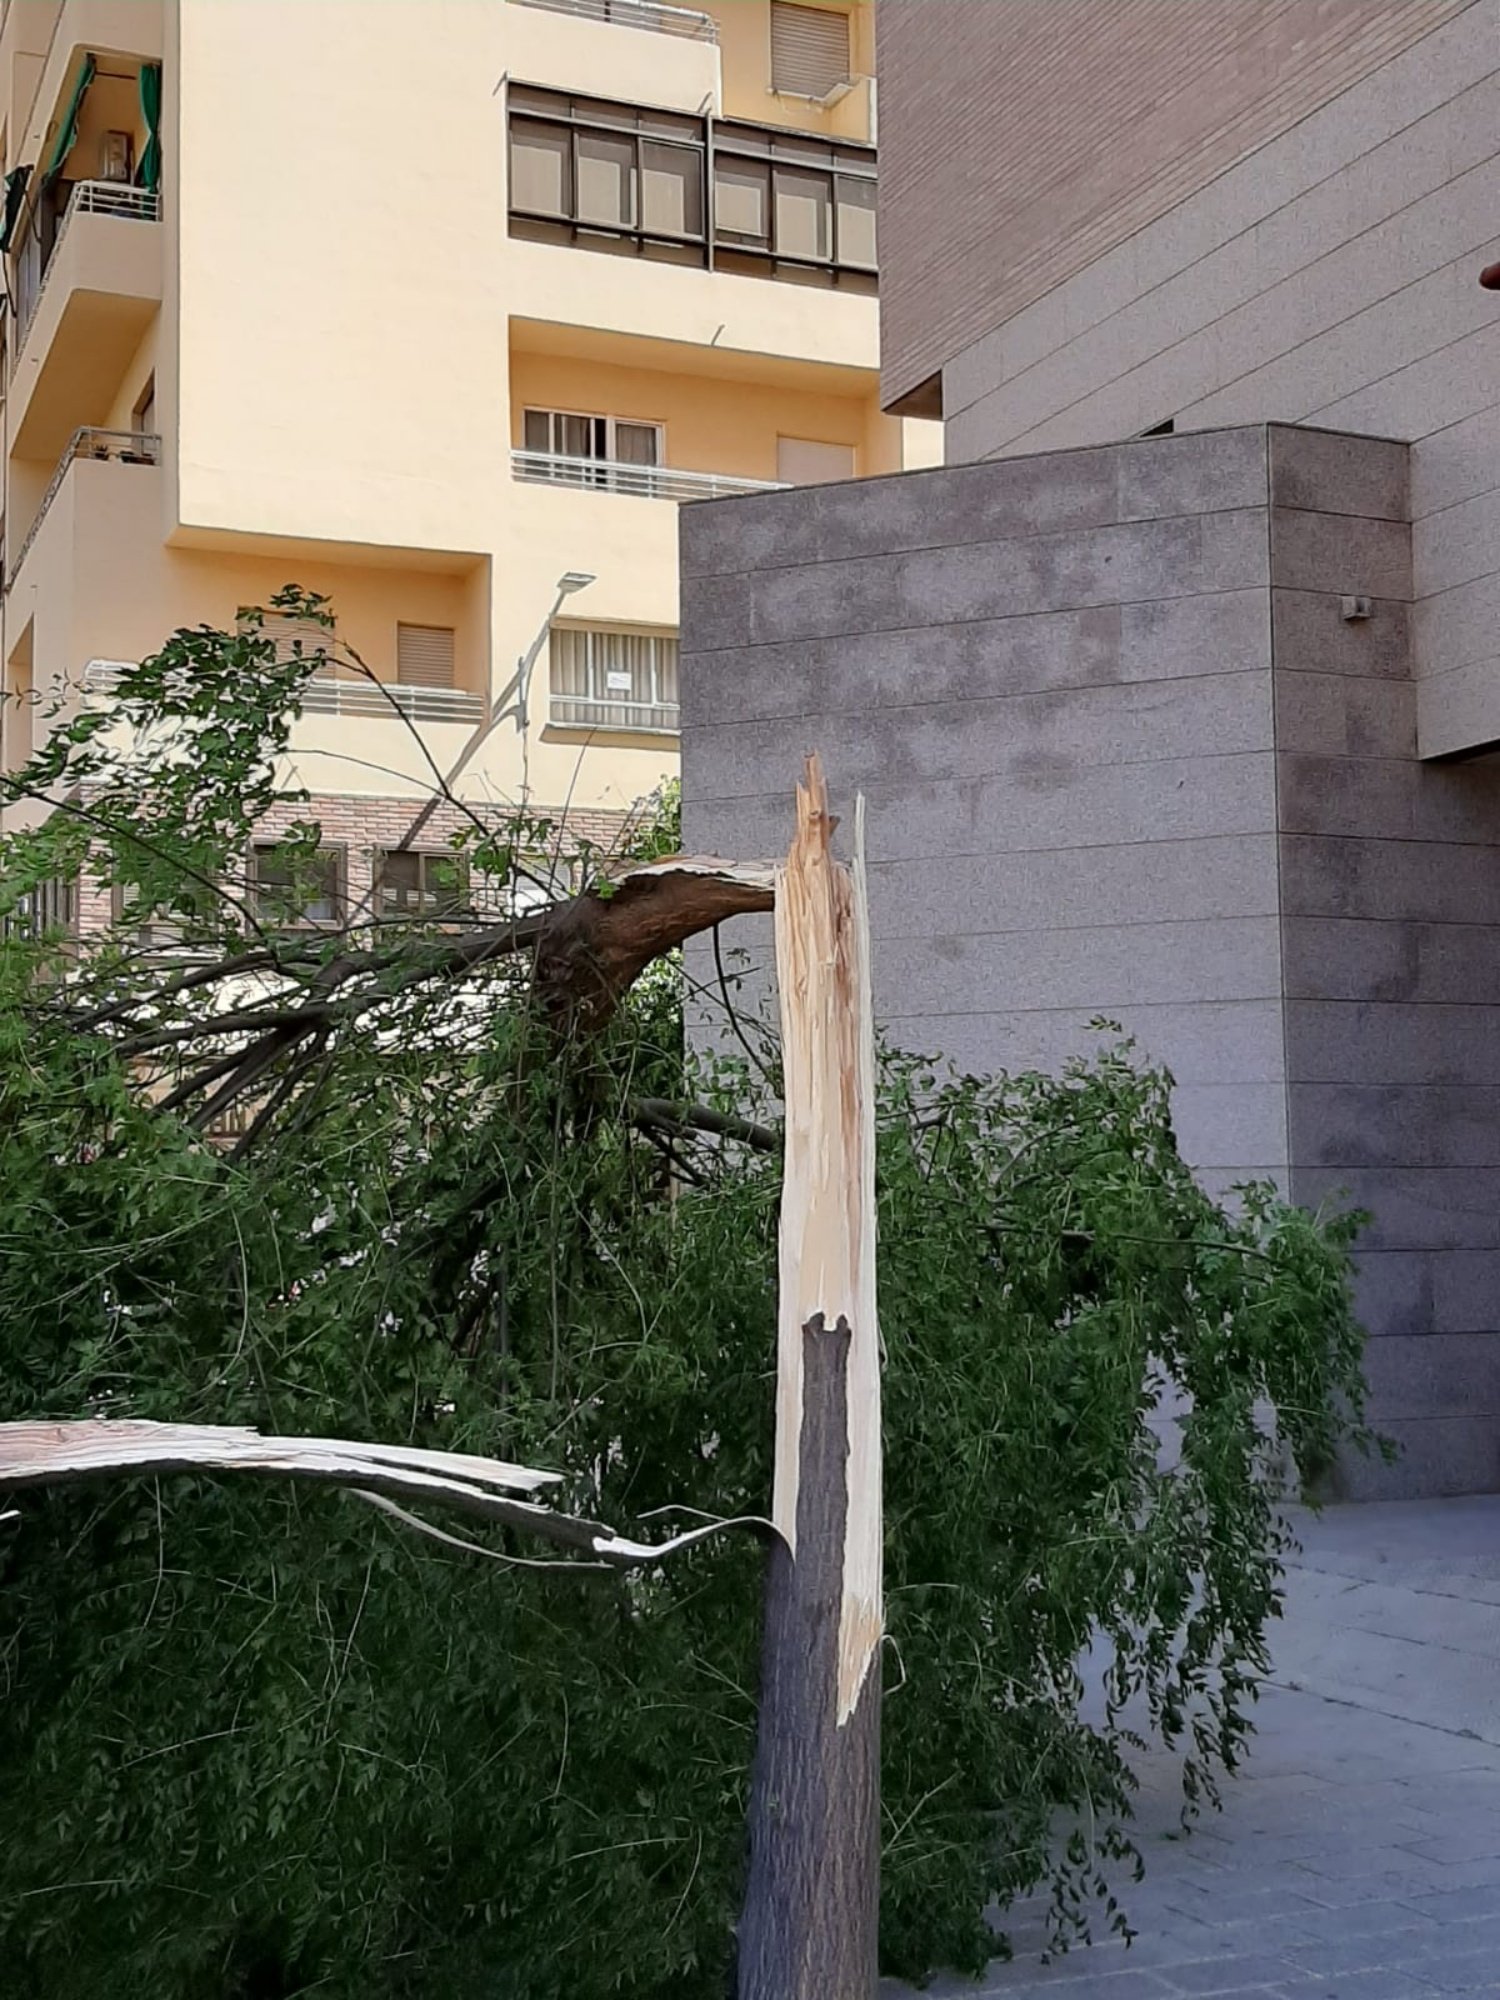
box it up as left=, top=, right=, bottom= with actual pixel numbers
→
left=738, top=757, right=882, bottom=1999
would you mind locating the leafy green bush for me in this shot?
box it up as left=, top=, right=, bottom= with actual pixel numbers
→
left=0, top=616, right=1373, bottom=1997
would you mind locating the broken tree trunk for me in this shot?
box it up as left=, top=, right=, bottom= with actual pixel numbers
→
left=737, top=756, right=882, bottom=2000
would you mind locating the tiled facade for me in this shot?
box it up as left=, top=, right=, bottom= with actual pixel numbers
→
left=876, top=0, right=1478, bottom=414
left=680, top=425, right=1500, bottom=1498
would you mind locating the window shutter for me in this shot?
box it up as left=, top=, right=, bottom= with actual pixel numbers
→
left=771, top=3, right=850, bottom=98
left=251, top=613, right=334, bottom=667
left=777, top=437, right=855, bottom=485
left=397, top=623, right=456, bottom=689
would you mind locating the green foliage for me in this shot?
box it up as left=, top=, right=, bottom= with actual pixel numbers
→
left=0, top=616, right=1375, bottom=1997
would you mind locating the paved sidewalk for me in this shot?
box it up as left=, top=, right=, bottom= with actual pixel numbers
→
left=885, top=1498, right=1500, bottom=2000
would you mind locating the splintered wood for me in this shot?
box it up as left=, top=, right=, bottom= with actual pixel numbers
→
left=738, top=753, right=882, bottom=2000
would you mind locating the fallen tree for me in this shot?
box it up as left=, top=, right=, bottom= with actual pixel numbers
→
left=0, top=603, right=1378, bottom=2000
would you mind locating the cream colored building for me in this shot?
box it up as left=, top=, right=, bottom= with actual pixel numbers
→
left=0, top=0, right=936, bottom=916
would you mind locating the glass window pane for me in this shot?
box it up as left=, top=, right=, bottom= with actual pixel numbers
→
left=510, top=121, right=570, bottom=216
left=714, top=159, right=769, bottom=241
left=641, top=142, right=701, bottom=238
left=774, top=168, right=831, bottom=260
left=377, top=850, right=421, bottom=914
left=523, top=409, right=550, bottom=453
left=576, top=130, right=636, bottom=228
left=612, top=423, right=660, bottom=467
left=836, top=176, right=876, bottom=268
left=559, top=413, right=604, bottom=459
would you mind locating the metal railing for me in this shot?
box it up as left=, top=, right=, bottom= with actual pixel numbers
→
left=300, top=676, right=484, bottom=725
left=18, top=179, right=161, bottom=343
left=551, top=693, right=680, bottom=734
left=8, top=429, right=160, bottom=589
left=510, top=0, right=717, bottom=40
left=83, top=661, right=484, bottom=728
left=512, top=450, right=787, bottom=503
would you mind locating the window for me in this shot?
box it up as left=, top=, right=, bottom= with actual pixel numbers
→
left=710, top=125, right=876, bottom=278
left=111, top=880, right=188, bottom=953
left=506, top=85, right=874, bottom=290
left=397, top=623, right=456, bottom=689
left=776, top=437, right=855, bottom=485
left=550, top=627, right=679, bottom=734
left=5, top=874, right=76, bottom=941
left=374, top=849, right=470, bottom=920
left=240, top=610, right=335, bottom=669
left=509, top=87, right=706, bottom=257
left=250, top=843, right=345, bottom=927
left=771, top=2, right=852, bottom=99
left=521, top=408, right=663, bottom=489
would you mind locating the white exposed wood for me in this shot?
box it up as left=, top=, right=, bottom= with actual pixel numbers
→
left=605, top=853, right=778, bottom=892
left=772, top=757, right=882, bottom=1725
left=0, top=1420, right=770, bottom=1568
left=0, top=1421, right=555, bottom=1492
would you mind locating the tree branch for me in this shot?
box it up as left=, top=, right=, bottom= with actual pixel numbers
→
left=0, top=1420, right=779, bottom=1568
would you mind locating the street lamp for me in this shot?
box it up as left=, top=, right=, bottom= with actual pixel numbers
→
left=507, top=570, right=595, bottom=806
left=396, top=570, right=596, bottom=850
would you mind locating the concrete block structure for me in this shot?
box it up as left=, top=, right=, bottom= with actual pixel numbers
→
left=681, top=425, right=1500, bottom=1498
left=680, top=0, right=1500, bottom=1498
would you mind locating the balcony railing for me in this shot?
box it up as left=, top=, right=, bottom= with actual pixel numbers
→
left=8, top=428, right=160, bottom=589
left=510, top=0, right=717, bottom=41
left=18, top=180, right=161, bottom=344
left=512, top=450, right=787, bottom=503
left=300, top=676, right=485, bottom=725
left=84, top=662, right=484, bottom=728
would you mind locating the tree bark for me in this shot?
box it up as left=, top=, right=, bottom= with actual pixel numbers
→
left=737, top=757, right=881, bottom=1999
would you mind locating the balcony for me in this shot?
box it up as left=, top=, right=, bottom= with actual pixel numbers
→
left=510, top=0, right=716, bottom=38
left=299, top=676, right=484, bottom=726
left=17, top=182, right=159, bottom=344
left=9, top=182, right=162, bottom=460
left=83, top=663, right=485, bottom=729
left=512, top=450, right=786, bottom=502
left=9, top=427, right=159, bottom=589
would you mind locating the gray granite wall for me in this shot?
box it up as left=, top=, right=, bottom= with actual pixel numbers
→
left=679, top=423, right=1500, bottom=1498
left=1268, top=427, right=1500, bottom=1496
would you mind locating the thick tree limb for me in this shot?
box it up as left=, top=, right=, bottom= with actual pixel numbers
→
left=0, top=1420, right=775, bottom=1569
left=629, top=1098, right=780, bottom=1155
left=73, top=857, right=777, bottom=1133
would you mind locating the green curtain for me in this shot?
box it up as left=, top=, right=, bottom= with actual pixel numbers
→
left=137, top=61, right=162, bottom=192
left=0, top=165, right=30, bottom=253
left=41, top=53, right=95, bottom=183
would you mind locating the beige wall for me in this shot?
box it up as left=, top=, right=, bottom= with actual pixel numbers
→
left=0, top=0, right=933, bottom=833
left=925, top=2, right=1500, bottom=759
left=875, top=0, right=1478, bottom=414
left=510, top=349, right=881, bottom=481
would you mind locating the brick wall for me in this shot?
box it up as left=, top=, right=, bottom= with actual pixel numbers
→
left=877, top=0, right=1477, bottom=412
left=73, top=793, right=638, bottom=936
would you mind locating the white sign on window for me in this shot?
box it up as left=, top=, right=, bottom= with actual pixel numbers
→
left=605, top=670, right=634, bottom=692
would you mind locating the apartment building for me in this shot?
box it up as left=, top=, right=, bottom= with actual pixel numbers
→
left=0, top=0, right=936, bottom=920
left=680, top=0, right=1500, bottom=1495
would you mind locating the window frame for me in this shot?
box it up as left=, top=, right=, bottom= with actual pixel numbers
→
left=509, top=89, right=709, bottom=258
left=521, top=406, right=665, bottom=470
left=506, top=85, right=877, bottom=289
left=248, top=841, right=347, bottom=931
left=710, top=122, right=877, bottom=278
left=548, top=624, right=680, bottom=736
left=372, top=847, right=472, bottom=923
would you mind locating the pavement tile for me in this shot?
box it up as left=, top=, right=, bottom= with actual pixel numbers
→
left=1284, top=1933, right=1441, bottom=1979
left=887, top=1501, right=1500, bottom=1999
